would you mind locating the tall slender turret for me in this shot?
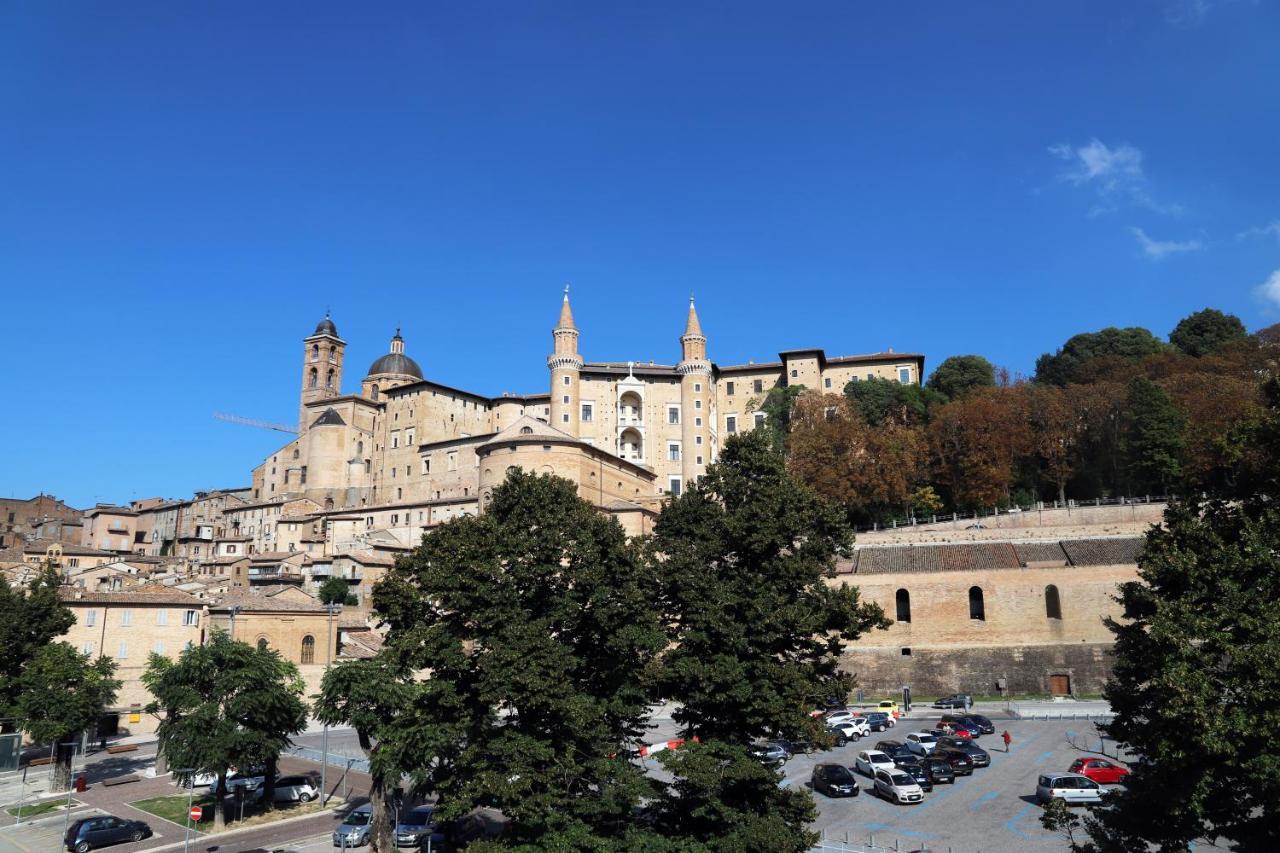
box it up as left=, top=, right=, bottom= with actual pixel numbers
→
left=548, top=287, right=584, bottom=434
left=677, top=297, right=711, bottom=484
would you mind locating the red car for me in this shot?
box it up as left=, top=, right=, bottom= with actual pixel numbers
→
left=1069, top=757, right=1130, bottom=784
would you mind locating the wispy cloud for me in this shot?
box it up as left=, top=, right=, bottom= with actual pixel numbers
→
left=1130, top=226, right=1204, bottom=260
left=1166, top=0, right=1214, bottom=27
left=1049, top=138, right=1184, bottom=216
left=1254, top=269, right=1280, bottom=308
left=1238, top=220, right=1280, bottom=242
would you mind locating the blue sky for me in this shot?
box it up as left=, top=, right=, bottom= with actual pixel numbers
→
left=2, top=1, right=1278, bottom=508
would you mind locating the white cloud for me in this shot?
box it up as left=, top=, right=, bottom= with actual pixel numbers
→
left=1130, top=226, right=1204, bottom=260
left=1167, top=0, right=1213, bottom=26
left=1255, top=270, right=1280, bottom=308
left=1238, top=220, right=1280, bottom=242
left=1050, top=138, right=1183, bottom=216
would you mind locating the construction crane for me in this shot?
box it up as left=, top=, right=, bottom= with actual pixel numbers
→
left=213, top=412, right=298, bottom=434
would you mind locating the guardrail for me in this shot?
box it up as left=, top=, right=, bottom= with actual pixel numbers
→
left=853, top=495, right=1169, bottom=533
left=812, top=830, right=970, bottom=852
left=283, top=744, right=369, bottom=774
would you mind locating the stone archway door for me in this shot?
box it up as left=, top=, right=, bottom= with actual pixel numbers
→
left=1049, top=674, right=1072, bottom=696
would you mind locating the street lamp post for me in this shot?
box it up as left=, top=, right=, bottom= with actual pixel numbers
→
left=59, top=742, right=80, bottom=846
left=320, top=602, right=338, bottom=803
left=174, top=768, right=195, bottom=853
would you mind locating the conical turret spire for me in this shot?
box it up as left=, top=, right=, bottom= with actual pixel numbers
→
left=684, top=295, right=703, bottom=338
left=557, top=285, right=577, bottom=330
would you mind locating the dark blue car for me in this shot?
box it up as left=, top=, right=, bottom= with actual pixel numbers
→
left=64, top=816, right=151, bottom=852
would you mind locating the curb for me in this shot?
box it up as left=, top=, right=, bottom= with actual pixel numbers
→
left=130, top=800, right=348, bottom=852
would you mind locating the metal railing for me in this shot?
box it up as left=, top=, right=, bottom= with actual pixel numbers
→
left=854, top=495, right=1168, bottom=534
left=812, top=830, right=972, bottom=853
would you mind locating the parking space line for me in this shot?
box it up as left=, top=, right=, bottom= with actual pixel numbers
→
left=969, top=791, right=998, bottom=811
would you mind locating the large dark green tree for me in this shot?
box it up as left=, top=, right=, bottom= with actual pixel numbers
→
left=1123, top=377, right=1185, bottom=494
left=0, top=566, right=75, bottom=730
left=317, top=576, right=358, bottom=606
left=15, top=644, right=119, bottom=790
left=372, top=470, right=667, bottom=848
left=926, top=354, right=996, bottom=400
left=843, top=376, right=942, bottom=426
left=1035, top=327, right=1168, bottom=386
left=650, top=431, right=889, bottom=851
left=315, top=656, right=417, bottom=853
left=143, top=631, right=308, bottom=830
left=752, top=384, right=806, bottom=452
left=1169, top=308, right=1248, bottom=358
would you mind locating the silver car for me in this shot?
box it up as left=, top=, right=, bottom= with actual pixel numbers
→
left=873, top=768, right=925, bottom=804
left=396, top=806, right=442, bottom=848
left=333, top=804, right=373, bottom=847
left=1036, top=772, right=1103, bottom=805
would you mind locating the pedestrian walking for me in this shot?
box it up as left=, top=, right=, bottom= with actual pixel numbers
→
left=1002, top=730, right=1012, bottom=752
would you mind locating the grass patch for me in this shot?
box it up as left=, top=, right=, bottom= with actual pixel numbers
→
left=7, top=799, right=76, bottom=818
left=129, top=794, right=216, bottom=828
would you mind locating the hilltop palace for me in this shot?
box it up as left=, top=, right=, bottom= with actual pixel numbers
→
left=242, top=292, right=923, bottom=542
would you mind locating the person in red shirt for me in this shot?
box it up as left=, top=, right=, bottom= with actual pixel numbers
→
left=1002, top=730, right=1012, bottom=752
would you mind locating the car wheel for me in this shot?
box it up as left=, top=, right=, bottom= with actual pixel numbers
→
left=836, top=737, right=846, bottom=747
left=300, top=792, right=316, bottom=802
left=76, top=843, right=91, bottom=853
left=131, top=831, right=144, bottom=842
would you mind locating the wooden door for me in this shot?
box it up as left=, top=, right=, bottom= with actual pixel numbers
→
left=1050, top=674, right=1071, bottom=696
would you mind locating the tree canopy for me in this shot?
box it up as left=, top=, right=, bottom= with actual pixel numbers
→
left=1169, top=308, right=1247, bottom=357
left=372, top=469, right=666, bottom=847
left=143, top=631, right=308, bottom=830
left=1123, top=377, right=1185, bottom=494
left=317, top=576, right=358, bottom=606
left=926, top=354, right=995, bottom=400
left=843, top=376, right=942, bottom=426
left=1034, top=327, right=1169, bottom=386
left=0, top=566, right=75, bottom=729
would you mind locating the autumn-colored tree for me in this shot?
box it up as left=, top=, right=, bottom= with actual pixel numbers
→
left=1158, top=373, right=1262, bottom=492
left=787, top=393, right=927, bottom=519
left=927, top=387, right=1031, bottom=509
left=1022, top=384, right=1082, bottom=505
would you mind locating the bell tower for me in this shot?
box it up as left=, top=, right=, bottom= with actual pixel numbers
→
left=300, top=312, right=345, bottom=433
left=548, top=287, right=583, bottom=434
left=676, top=297, right=710, bottom=484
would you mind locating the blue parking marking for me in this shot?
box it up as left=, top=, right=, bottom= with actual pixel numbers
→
left=970, top=791, right=999, bottom=810
left=1036, top=750, right=1055, bottom=765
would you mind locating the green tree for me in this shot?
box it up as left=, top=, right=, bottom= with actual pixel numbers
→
left=0, top=566, right=75, bottom=730
left=143, top=631, right=308, bottom=830
left=315, top=656, right=416, bottom=853
left=843, top=376, right=942, bottom=426
left=750, top=384, right=805, bottom=452
left=926, top=355, right=996, bottom=400
left=317, top=576, right=358, bottom=606
left=15, top=644, right=119, bottom=790
left=372, top=470, right=666, bottom=847
left=650, top=431, right=889, bottom=850
left=1034, top=327, right=1168, bottom=386
left=1123, top=377, right=1185, bottom=494
left=1169, top=308, right=1248, bottom=358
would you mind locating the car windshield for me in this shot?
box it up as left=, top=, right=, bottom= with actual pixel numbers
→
left=343, top=811, right=372, bottom=826
left=915, top=734, right=936, bottom=742
left=401, top=808, right=435, bottom=826
left=890, top=772, right=912, bottom=785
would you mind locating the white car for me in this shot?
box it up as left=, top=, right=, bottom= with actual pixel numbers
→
left=1036, top=773, right=1103, bottom=806
left=873, top=768, right=925, bottom=804
left=854, top=750, right=896, bottom=777
left=824, top=710, right=857, bottom=726
left=827, top=720, right=869, bottom=745
left=272, top=774, right=320, bottom=803
left=905, top=732, right=938, bottom=755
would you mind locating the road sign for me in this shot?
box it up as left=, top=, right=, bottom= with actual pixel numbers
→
left=189, top=805, right=202, bottom=822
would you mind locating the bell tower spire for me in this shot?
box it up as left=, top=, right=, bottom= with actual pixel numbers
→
left=548, top=286, right=584, bottom=435
left=676, top=296, right=711, bottom=486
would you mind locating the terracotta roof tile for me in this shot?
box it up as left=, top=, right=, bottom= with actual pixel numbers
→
left=58, top=584, right=204, bottom=606
left=1061, top=537, right=1144, bottom=566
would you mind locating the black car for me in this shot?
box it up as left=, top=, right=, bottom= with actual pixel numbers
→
left=963, top=713, right=996, bottom=735
left=65, top=816, right=152, bottom=852
left=895, top=760, right=934, bottom=792
left=932, top=694, right=971, bottom=710
left=776, top=738, right=819, bottom=756
left=936, top=738, right=990, bottom=767
left=863, top=712, right=892, bottom=732
left=874, top=739, right=913, bottom=762
left=933, top=748, right=975, bottom=776
left=811, top=763, right=860, bottom=797
left=921, top=755, right=956, bottom=784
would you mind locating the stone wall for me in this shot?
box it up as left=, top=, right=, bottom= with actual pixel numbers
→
left=842, top=642, right=1115, bottom=697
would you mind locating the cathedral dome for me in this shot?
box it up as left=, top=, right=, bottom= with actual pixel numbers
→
left=313, top=316, right=339, bottom=337
left=366, top=351, right=423, bottom=379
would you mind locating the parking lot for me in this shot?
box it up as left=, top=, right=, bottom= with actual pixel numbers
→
left=787, top=716, right=1118, bottom=853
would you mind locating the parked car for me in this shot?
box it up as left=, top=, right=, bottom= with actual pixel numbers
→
left=811, top=763, right=860, bottom=797
left=932, top=748, right=975, bottom=776
left=864, top=712, right=892, bottom=732
left=935, top=737, right=990, bottom=767
left=396, top=806, right=443, bottom=848
left=931, top=727, right=972, bottom=741
left=64, top=816, right=152, bottom=852
left=895, top=759, right=934, bottom=792
left=963, top=713, right=996, bottom=735
left=876, top=700, right=900, bottom=718
left=272, top=775, right=320, bottom=803
left=873, top=768, right=925, bottom=804
left=854, top=749, right=897, bottom=777
left=824, top=709, right=858, bottom=726
left=1069, top=758, right=1131, bottom=785
left=939, top=716, right=982, bottom=738
left=175, top=770, right=217, bottom=788
left=226, top=766, right=268, bottom=792
left=874, top=739, right=913, bottom=762
left=776, top=737, right=819, bottom=756
left=1036, top=773, right=1103, bottom=805
left=750, top=742, right=788, bottom=767
left=905, top=732, right=938, bottom=755
left=931, top=694, right=971, bottom=710
left=827, top=719, right=869, bottom=746
left=920, top=755, right=957, bottom=785
left=333, top=804, right=373, bottom=847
